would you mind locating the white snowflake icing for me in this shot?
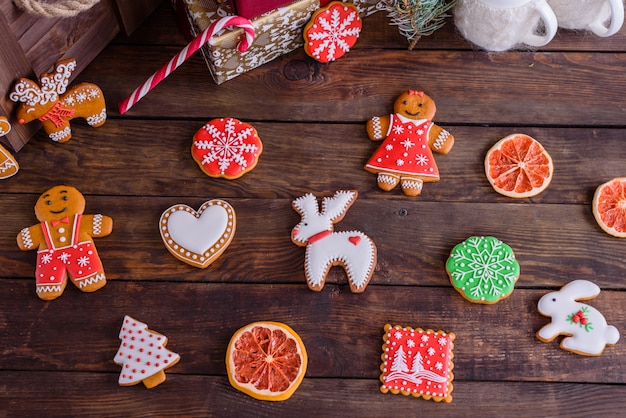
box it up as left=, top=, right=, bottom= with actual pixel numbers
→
left=394, top=331, right=403, bottom=340
left=401, top=138, right=414, bottom=149
left=417, top=129, right=424, bottom=135
left=58, top=252, right=71, bottom=263
left=396, top=159, right=405, bottom=166
left=41, top=253, right=53, bottom=264
left=435, top=362, right=443, bottom=370
left=77, top=256, right=90, bottom=267
left=308, top=7, right=360, bottom=61
left=427, top=347, right=436, bottom=356
left=385, top=144, right=394, bottom=151
left=421, top=335, right=429, bottom=343
left=416, top=154, right=429, bottom=166
left=406, top=339, right=415, bottom=348
left=438, top=337, right=448, bottom=346
left=194, top=119, right=259, bottom=174
left=392, top=125, right=404, bottom=134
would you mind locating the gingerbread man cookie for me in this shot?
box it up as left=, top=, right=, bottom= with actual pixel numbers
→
left=0, top=117, right=19, bottom=179
left=365, top=90, right=454, bottom=196
left=9, top=58, right=106, bottom=143
left=16, top=185, right=113, bottom=300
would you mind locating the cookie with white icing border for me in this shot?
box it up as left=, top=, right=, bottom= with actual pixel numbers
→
left=114, top=315, right=180, bottom=388
left=380, top=324, right=455, bottom=403
left=446, top=236, right=520, bottom=304
left=537, top=280, right=620, bottom=356
left=291, top=190, right=377, bottom=293
left=159, top=200, right=236, bottom=268
left=0, top=117, right=18, bottom=179
left=191, top=118, right=262, bottom=180
left=303, top=2, right=362, bottom=63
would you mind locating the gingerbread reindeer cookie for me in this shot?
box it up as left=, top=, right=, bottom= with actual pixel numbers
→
left=0, top=117, right=19, bottom=179
left=17, top=185, right=113, bottom=300
left=9, top=59, right=106, bottom=143
left=365, top=90, right=454, bottom=196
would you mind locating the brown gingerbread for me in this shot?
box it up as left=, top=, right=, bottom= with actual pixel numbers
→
left=17, top=185, right=113, bottom=300
left=9, top=59, right=106, bottom=143
left=365, top=90, right=454, bottom=196
left=0, top=117, right=19, bottom=179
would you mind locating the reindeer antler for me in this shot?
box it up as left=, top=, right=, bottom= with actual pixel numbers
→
left=321, top=190, right=357, bottom=222
left=292, top=193, right=320, bottom=218
left=40, top=59, right=76, bottom=100
left=9, top=78, right=44, bottom=106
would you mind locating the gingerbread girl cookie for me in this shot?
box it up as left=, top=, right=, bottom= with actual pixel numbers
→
left=16, top=185, right=113, bottom=300
left=0, top=117, right=19, bottom=179
left=365, top=90, right=454, bottom=196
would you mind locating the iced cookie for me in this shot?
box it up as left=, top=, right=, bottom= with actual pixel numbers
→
left=365, top=90, right=454, bottom=196
left=159, top=200, right=236, bottom=268
left=291, top=190, right=377, bottom=293
left=303, top=1, right=362, bottom=63
left=114, top=315, right=181, bottom=388
left=226, top=321, right=307, bottom=401
left=191, top=118, right=263, bottom=179
left=537, top=280, right=620, bottom=356
left=446, top=236, right=520, bottom=304
left=16, top=185, right=113, bottom=300
left=485, top=134, right=553, bottom=198
left=9, top=59, right=106, bottom=143
left=0, top=117, right=19, bottom=179
left=592, top=177, right=626, bottom=238
left=380, top=324, right=455, bottom=403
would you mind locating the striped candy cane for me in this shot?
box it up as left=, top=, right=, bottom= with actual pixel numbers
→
left=118, top=16, right=255, bottom=115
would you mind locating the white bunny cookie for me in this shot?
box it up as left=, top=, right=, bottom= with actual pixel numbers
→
left=537, top=280, right=620, bottom=356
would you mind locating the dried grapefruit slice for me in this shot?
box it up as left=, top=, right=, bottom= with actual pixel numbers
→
left=593, top=177, right=626, bottom=238
left=485, top=134, right=553, bottom=198
left=226, top=321, right=307, bottom=401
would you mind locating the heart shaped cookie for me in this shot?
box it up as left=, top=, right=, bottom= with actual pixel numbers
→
left=159, top=200, right=236, bottom=268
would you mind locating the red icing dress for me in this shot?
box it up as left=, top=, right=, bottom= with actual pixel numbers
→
left=365, top=114, right=439, bottom=180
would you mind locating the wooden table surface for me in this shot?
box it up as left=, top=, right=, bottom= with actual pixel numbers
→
left=2, top=2, right=626, bottom=416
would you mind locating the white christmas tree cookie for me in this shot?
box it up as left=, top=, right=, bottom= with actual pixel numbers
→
left=114, top=316, right=181, bottom=388
left=380, top=324, right=455, bottom=403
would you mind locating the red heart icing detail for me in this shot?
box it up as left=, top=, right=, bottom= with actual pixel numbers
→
left=349, top=236, right=361, bottom=246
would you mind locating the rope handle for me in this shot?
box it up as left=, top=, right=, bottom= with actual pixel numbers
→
left=13, top=0, right=100, bottom=18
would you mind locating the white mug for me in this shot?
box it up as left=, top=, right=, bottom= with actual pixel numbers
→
left=547, top=0, right=624, bottom=36
left=454, top=0, right=558, bottom=51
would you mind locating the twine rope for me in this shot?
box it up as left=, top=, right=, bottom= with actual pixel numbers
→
left=13, top=0, right=100, bottom=17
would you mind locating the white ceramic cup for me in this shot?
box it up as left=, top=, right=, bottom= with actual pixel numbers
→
left=547, top=0, right=624, bottom=36
left=454, top=0, right=559, bottom=51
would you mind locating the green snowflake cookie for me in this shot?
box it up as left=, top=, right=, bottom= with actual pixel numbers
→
left=446, top=236, right=520, bottom=304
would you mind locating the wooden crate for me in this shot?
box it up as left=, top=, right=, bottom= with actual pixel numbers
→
left=0, top=0, right=160, bottom=152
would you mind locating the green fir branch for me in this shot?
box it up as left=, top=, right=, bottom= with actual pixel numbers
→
left=385, top=0, right=457, bottom=50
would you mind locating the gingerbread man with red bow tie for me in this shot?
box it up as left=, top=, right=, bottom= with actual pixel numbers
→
left=365, top=90, right=455, bottom=196
left=17, top=185, right=113, bottom=300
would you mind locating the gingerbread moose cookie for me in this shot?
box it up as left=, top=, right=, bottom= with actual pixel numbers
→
left=365, top=90, right=454, bottom=196
left=9, top=59, right=106, bottom=143
left=17, top=185, right=113, bottom=300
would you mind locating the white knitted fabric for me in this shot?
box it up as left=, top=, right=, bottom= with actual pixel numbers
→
left=548, top=0, right=620, bottom=33
left=454, top=0, right=551, bottom=51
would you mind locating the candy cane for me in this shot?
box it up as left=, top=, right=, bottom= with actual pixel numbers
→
left=118, top=16, right=255, bottom=115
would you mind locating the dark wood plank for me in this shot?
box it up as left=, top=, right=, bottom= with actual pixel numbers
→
left=0, top=281, right=624, bottom=384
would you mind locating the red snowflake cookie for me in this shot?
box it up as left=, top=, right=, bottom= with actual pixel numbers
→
left=380, top=324, right=455, bottom=403
left=192, top=118, right=263, bottom=180
left=303, top=1, right=362, bottom=63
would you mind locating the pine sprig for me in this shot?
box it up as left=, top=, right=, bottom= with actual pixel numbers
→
left=385, top=0, right=457, bottom=50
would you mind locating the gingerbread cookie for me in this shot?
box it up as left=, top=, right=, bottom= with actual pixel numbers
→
left=16, top=185, right=113, bottom=300
left=365, top=90, right=454, bottom=196
left=159, top=200, right=236, bottom=268
left=291, top=190, right=377, bottom=293
left=9, top=59, right=106, bottom=143
left=0, top=117, right=19, bottom=179
left=446, top=236, right=520, bottom=304
left=191, top=118, right=263, bottom=179
left=303, top=2, right=362, bottom=63
left=114, top=315, right=181, bottom=388
left=380, top=324, right=455, bottom=403
left=537, top=280, right=620, bottom=356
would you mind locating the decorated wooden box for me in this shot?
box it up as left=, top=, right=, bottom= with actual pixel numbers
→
left=174, top=0, right=384, bottom=85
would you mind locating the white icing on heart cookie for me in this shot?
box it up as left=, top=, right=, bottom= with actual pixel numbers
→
left=159, top=200, right=236, bottom=268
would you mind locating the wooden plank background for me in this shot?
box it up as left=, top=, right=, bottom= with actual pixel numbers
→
left=1, top=2, right=626, bottom=416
